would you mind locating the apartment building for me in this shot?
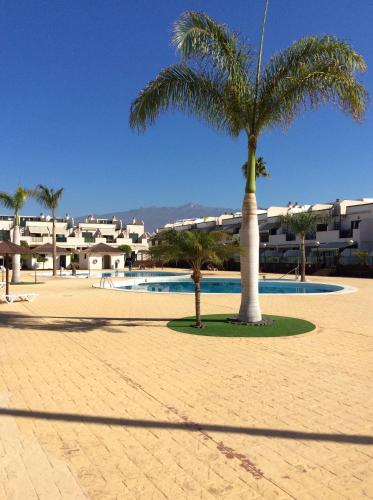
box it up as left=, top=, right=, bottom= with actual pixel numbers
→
left=0, top=214, right=150, bottom=270
left=155, top=199, right=373, bottom=268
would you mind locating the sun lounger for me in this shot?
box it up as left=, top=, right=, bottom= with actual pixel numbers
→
left=0, top=293, right=39, bottom=304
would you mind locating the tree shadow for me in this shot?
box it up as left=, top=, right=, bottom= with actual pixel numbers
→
left=0, top=407, right=371, bottom=445
left=0, top=312, right=175, bottom=333
left=0, top=312, right=219, bottom=333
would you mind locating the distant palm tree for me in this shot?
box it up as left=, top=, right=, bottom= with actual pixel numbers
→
left=33, top=185, right=64, bottom=276
left=242, top=156, right=270, bottom=179
left=281, top=211, right=321, bottom=282
left=129, top=7, right=367, bottom=323
left=149, top=229, right=238, bottom=327
left=0, top=187, right=31, bottom=283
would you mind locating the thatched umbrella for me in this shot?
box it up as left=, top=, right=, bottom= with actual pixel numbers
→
left=32, top=243, right=70, bottom=255
left=0, top=241, right=32, bottom=295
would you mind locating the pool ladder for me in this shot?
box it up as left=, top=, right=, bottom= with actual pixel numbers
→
left=278, top=265, right=300, bottom=280
left=100, top=276, right=115, bottom=288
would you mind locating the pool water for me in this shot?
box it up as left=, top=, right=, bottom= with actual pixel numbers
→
left=119, top=278, right=343, bottom=294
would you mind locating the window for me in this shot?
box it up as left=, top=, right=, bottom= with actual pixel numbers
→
left=0, top=230, right=10, bottom=241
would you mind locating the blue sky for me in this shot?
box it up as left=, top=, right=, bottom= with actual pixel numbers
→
left=0, top=0, right=372, bottom=216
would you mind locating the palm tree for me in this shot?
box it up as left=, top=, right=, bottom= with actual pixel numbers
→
left=33, top=185, right=64, bottom=276
left=149, top=229, right=238, bottom=327
left=281, top=211, right=321, bottom=282
left=242, top=156, right=270, bottom=179
left=129, top=6, right=368, bottom=323
left=0, top=187, right=31, bottom=283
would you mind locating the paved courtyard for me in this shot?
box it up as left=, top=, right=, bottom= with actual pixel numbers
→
left=0, top=271, right=372, bottom=499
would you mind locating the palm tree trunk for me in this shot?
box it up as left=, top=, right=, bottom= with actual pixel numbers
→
left=11, top=223, right=21, bottom=284
left=238, top=139, right=262, bottom=323
left=300, top=235, right=306, bottom=282
left=194, top=280, right=202, bottom=328
left=5, top=255, right=10, bottom=295
left=238, top=192, right=262, bottom=322
left=52, top=211, right=56, bottom=276
left=192, top=270, right=202, bottom=327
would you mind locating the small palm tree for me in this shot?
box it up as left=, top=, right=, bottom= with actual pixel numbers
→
left=281, top=211, right=321, bottom=282
left=242, top=156, right=270, bottom=179
left=0, top=187, right=31, bottom=283
left=118, top=244, right=132, bottom=257
left=149, top=229, right=238, bottom=327
left=130, top=7, right=367, bottom=323
left=355, top=250, right=371, bottom=267
left=33, top=185, right=64, bottom=276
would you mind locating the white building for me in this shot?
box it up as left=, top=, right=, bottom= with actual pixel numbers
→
left=155, top=199, right=373, bottom=268
left=0, top=214, right=150, bottom=270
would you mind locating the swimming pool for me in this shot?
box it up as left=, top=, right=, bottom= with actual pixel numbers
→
left=115, top=277, right=347, bottom=294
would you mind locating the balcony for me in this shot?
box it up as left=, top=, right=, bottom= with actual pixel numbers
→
left=260, top=234, right=269, bottom=243
left=285, top=233, right=296, bottom=241
left=339, top=229, right=353, bottom=239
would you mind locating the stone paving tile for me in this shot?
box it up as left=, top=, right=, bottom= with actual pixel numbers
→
left=0, top=272, right=372, bottom=499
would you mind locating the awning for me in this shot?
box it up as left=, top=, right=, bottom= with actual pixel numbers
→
left=259, top=222, right=280, bottom=232
left=27, top=226, right=50, bottom=235
left=284, top=249, right=300, bottom=257
left=310, top=242, right=355, bottom=251
left=221, top=223, right=241, bottom=232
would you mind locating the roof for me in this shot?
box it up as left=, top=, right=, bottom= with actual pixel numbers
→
left=85, top=243, right=123, bottom=255
left=259, top=222, right=280, bottom=232
left=0, top=240, right=32, bottom=255
left=32, top=243, right=70, bottom=255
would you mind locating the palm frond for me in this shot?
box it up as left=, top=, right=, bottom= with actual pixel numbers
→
left=257, top=35, right=368, bottom=130
left=173, top=11, right=252, bottom=84
left=148, top=229, right=239, bottom=269
left=33, top=185, right=64, bottom=211
left=242, top=156, right=270, bottom=178
left=129, top=63, right=242, bottom=135
left=0, top=187, right=30, bottom=212
left=0, top=192, right=16, bottom=210
left=280, top=211, right=321, bottom=236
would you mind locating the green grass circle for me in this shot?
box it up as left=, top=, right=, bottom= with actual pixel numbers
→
left=167, top=314, right=315, bottom=337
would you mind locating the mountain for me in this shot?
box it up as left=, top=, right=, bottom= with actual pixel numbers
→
left=78, top=203, right=239, bottom=233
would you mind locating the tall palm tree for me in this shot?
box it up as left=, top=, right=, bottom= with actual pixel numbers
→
left=242, top=156, right=270, bottom=179
left=149, top=229, right=238, bottom=327
left=0, top=187, right=31, bottom=283
left=129, top=6, right=367, bottom=323
left=33, top=185, right=64, bottom=276
left=281, top=211, right=321, bottom=282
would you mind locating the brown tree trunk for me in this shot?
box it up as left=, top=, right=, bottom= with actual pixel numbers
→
left=300, top=235, right=306, bottom=282
left=192, top=269, right=202, bottom=328
left=52, top=213, right=57, bottom=276
left=5, top=255, right=9, bottom=296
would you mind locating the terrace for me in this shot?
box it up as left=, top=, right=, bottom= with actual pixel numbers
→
left=0, top=271, right=371, bottom=498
